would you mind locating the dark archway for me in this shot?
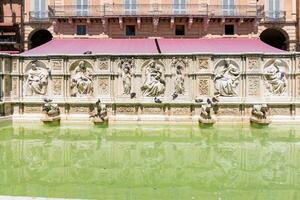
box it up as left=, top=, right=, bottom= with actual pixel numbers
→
left=260, top=28, right=289, bottom=50
left=29, top=29, right=53, bottom=49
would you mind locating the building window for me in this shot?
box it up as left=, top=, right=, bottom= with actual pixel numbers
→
left=175, top=25, right=185, bottom=36
left=77, top=25, right=87, bottom=35
left=224, top=24, right=234, bottom=35
left=33, top=0, right=48, bottom=18
left=0, top=3, right=3, bottom=22
left=76, top=0, right=88, bottom=16
left=173, top=0, right=186, bottom=14
left=124, top=0, right=137, bottom=15
left=268, top=0, right=281, bottom=19
left=222, top=0, right=234, bottom=16
left=126, top=25, right=136, bottom=36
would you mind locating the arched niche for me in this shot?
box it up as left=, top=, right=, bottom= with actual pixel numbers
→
left=263, top=59, right=289, bottom=96
left=213, top=59, right=241, bottom=97
left=69, top=60, right=94, bottom=97
left=140, top=59, right=166, bottom=97
left=24, top=61, right=50, bottom=96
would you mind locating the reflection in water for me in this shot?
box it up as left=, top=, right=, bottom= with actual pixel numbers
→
left=0, top=124, right=300, bottom=199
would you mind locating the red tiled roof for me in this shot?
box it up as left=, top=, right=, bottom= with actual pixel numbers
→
left=20, top=38, right=159, bottom=56
left=157, top=38, right=286, bottom=54
left=0, top=51, right=19, bottom=55
left=20, top=38, right=287, bottom=56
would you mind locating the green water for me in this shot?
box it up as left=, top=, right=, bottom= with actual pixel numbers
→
left=0, top=122, right=300, bottom=200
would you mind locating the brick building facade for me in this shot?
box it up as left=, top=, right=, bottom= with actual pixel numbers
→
left=0, top=0, right=22, bottom=52
left=1, top=0, right=300, bottom=52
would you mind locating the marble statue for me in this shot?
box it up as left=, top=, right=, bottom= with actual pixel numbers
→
left=121, top=60, right=133, bottom=95
left=174, top=65, right=185, bottom=94
left=199, top=98, right=216, bottom=126
left=172, top=58, right=186, bottom=95
left=25, top=63, right=50, bottom=95
left=71, top=61, right=94, bottom=97
left=90, top=99, right=108, bottom=125
left=250, top=104, right=270, bottom=126
left=264, top=59, right=287, bottom=95
left=41, top=98, right=60, bottom=123
left=214, top=60, right=240, bottom=97
left=141, top=60, right=165, bottom=97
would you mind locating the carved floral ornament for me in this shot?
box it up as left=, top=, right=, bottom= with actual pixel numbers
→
left=24, top=61, right=50, bottom=96
left=213, top=59, right=240, bottom=97
left=263, top=59, right=287, bottom=96
left=70, top=60, right=94, bottom=97
left=199, top=58, right=209, bottom=70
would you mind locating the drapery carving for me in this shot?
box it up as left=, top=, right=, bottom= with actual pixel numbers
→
left=70, top=61, right=94, bottom=97
left=141, top=60, right=165, bottom=97
left=213, top=60, right=240, bottom=97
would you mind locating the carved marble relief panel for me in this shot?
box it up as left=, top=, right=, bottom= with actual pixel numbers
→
left=142, top=106, right=164, bottom=115
left=263, top=59, right=288, bottom=96
left=24, top=61, right=50, bottom=96
left=198, top=58, right=209, bottom=71
left=171, top=58, right=187, bottom=95
left=24, top=105, right=42, bottom=113
left=4, top=58, right=11, bottom=73
left=12, top=60, right=18, bottom=72
left=247, top=58, right=260, bottom=71
left=98, top=59, right=109, bottom=71
left=269, top=106, right=291, bottom=116
left=11, top=77, right=18, bottom=97
left=218, top=106, right=240, bottom=115
left=213, top=60, right=240, bottom=97
left=197, top=77, right=210, bottom=96
left=51, top=59, right=63, bottom=71
left=170, top=107, right=191, bottom=115
left=52, top=77, right=63, bottom=96
left=248, top=76, right=260, bottom=96
left=119, top=58, right=134, bottom=95
left=69, top=60, right=94, bottom=97
left=4, top=76, right=10, bottom=97
left=69, top=105, right=91, bottom=114
left=141, top=59, right=166, bottom=97
left=116, top=106, right=136, bottom=115
left=98, top=77, right=110, bottom=96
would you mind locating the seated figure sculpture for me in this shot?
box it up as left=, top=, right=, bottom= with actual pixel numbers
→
left=41, top=98, right=61, bottom=123
left=250, top=104, right=270, bottom=126
left=25, top=62, right=50, bottom=96
left=70, top=61, right=94, bottom=97
left=141, top=60, right=166, bottom=97
left=90, top=99, right=108, bottom=125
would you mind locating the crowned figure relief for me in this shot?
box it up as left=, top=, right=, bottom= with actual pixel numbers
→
left=141, top=60, right=166, bottom=97
left=70, top=61, right=94, bottom=97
